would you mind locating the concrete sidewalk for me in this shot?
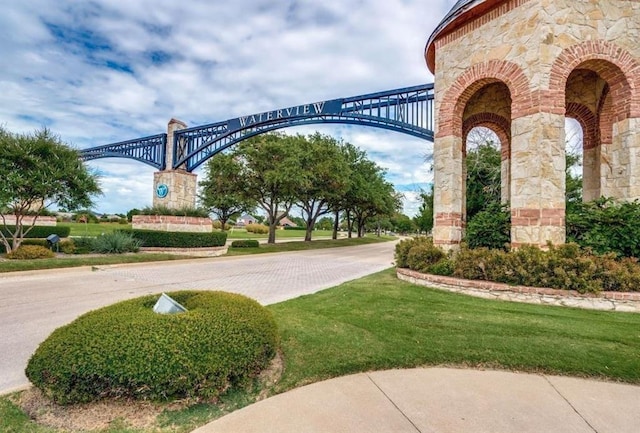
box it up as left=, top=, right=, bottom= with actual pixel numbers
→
left=193, top=368, right=640, bottom=433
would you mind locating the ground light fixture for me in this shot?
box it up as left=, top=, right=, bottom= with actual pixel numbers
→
left=153, top=293, right=187, bottom=314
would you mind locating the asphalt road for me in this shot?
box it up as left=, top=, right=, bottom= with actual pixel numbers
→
left=0, top=241, right=396, bottom=394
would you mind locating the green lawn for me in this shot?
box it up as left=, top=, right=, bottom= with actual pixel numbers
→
left=58, top=222, right=131, bottom=236
left=0, top=254, right=196, bottom=273
left=3, top=268, right=639, bottom=432
left=226, top=235, right=394, bottom=255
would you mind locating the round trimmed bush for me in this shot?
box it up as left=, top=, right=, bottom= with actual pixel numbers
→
left=6, top=245, right=54, bottom=259
left=231, top=239, right=260, bottom=248
left=26, top=291, right=279, bottom=404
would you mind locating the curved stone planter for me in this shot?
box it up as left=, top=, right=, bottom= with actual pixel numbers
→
left=396, top=268, right=640, bottom=313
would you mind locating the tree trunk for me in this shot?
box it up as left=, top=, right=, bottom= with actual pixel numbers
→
left=346, top=210, right=352, bottom=239
left=304, top=223, right=314, bottom=242
left=332, top=210, right=339, bottom=240
left=268, top=223, right=278, bottom=244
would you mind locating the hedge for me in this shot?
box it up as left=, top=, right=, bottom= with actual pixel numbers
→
left=0, top=225, right=70, bottom=238
left=26, top=291, right=279, bottom=404
left=283, top=226, right=306, bottom=231
left=230, top=239, right=260, bottom=248
left=121, top=229, right=227, bottom=248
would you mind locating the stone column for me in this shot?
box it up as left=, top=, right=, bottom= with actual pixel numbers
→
left=432, top=135, right=465, bottom=249
left=605, top=118, right=640, bottom=200
left=152, top=119, right=198, bottom=209
left=582, top=145, right=601, bottom=202
left=501, top=143, right=511, bottom=205
left=510, top=113, right=566, bottom=248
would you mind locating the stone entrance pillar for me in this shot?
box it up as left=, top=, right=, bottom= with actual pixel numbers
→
left=152, top=119, right=197, bottom=209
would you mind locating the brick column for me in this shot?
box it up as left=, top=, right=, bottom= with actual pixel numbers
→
left=510, top=113, right=566, bottom=248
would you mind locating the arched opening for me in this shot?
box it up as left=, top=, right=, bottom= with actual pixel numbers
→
left=460, top=81, right=512, bottom=227
left=565, top=117, right=583, bottom=208
left=564, top=59, right=633, bottom=201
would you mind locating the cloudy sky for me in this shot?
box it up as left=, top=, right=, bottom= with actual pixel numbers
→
left=0, top=0, right=459, bottom=216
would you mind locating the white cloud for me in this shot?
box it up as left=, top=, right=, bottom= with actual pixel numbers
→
left=0, top=0, right=457, bottom=215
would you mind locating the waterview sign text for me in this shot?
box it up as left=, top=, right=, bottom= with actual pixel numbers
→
left=228, top=99, right=342, bottom=130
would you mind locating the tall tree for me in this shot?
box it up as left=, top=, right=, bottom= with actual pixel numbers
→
left=234, top=133, right=303, bottom=244
left=198, top=152, right=255, bottom=230
left=0, top=127, right=101, bottom=253
left=295, top=133, right=350, bottom=241
left=348, top=160, right=400, bottom=237
left=414, top=185, right=434, bottom=234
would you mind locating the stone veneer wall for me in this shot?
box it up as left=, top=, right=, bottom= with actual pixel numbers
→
left=430, top=0, right=640, bottom=249
left=132, top=215, right=212, bottom=233
left=1, top=215, right=57, bottom=227
left=397, top=268, right=640, bottom=313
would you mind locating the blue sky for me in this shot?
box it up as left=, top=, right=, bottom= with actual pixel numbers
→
left=0, top=1, right=458, bottom=216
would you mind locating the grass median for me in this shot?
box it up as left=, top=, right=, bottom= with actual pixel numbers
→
left=3, top=268, right=639, bottom=432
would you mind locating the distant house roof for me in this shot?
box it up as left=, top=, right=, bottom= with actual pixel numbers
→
left=279, top=217, right=297, bottom=227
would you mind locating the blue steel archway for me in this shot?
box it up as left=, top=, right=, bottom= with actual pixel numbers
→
left=80, top=134, right=167, bottom=169
left=80, top=83, right=434, bottom=171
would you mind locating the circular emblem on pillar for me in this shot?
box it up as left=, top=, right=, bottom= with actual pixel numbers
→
left=156, top=183, right=169, bottom=199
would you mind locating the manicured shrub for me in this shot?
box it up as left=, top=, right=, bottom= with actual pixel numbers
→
left=121, top=229, right=227, bottom=248
left=246, top=223, right=269, bottom=234
left=231, top=240, right=260, bottom=248
left=26, top=291, right=279, bottom=404
left=283, top=226, right=306, bottom=231
left=394, top=237, right=433, bottom=268
left=427, top=258, right=455, bottom=276
left=6, top=245, right=55, bottom=259
left=464, top=202, right=510, bottom=250
left=406, top=243, right=446, bottom=273
left=0, top=225, right=70, bottom=238
left=92, top=232, right=141, bottom=254
left=400, top=240, right=640, bottom=294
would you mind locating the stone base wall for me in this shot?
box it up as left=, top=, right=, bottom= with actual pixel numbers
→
left=1, top=215, right=57, bottom=227
left=132, top=215, right=212, bottom=233
left=397, top=268, right=640, bottom=313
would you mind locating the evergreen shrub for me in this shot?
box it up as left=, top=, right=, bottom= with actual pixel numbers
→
left=122, top=229, right=227, bottom=248
left=464, top=202, right=510, bottom=250
left=0, top=225, right=70, bottom=238
left=26, top=291, right=279, bottom=404
left=231, top=240, right=260, bottom=248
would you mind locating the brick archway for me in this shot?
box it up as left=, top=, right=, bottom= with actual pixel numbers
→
left=438, top=60, right=531, bottom=139
left=462, top=112, right=511, bottom=158
left=549, top=40, right=640, bottom=121
left=565, top=102, right=598, bottom=151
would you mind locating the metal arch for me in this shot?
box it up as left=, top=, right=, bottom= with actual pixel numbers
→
left=173, top=83, right=434, bottom=171
left=80, top=134, right=167, bottom=170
